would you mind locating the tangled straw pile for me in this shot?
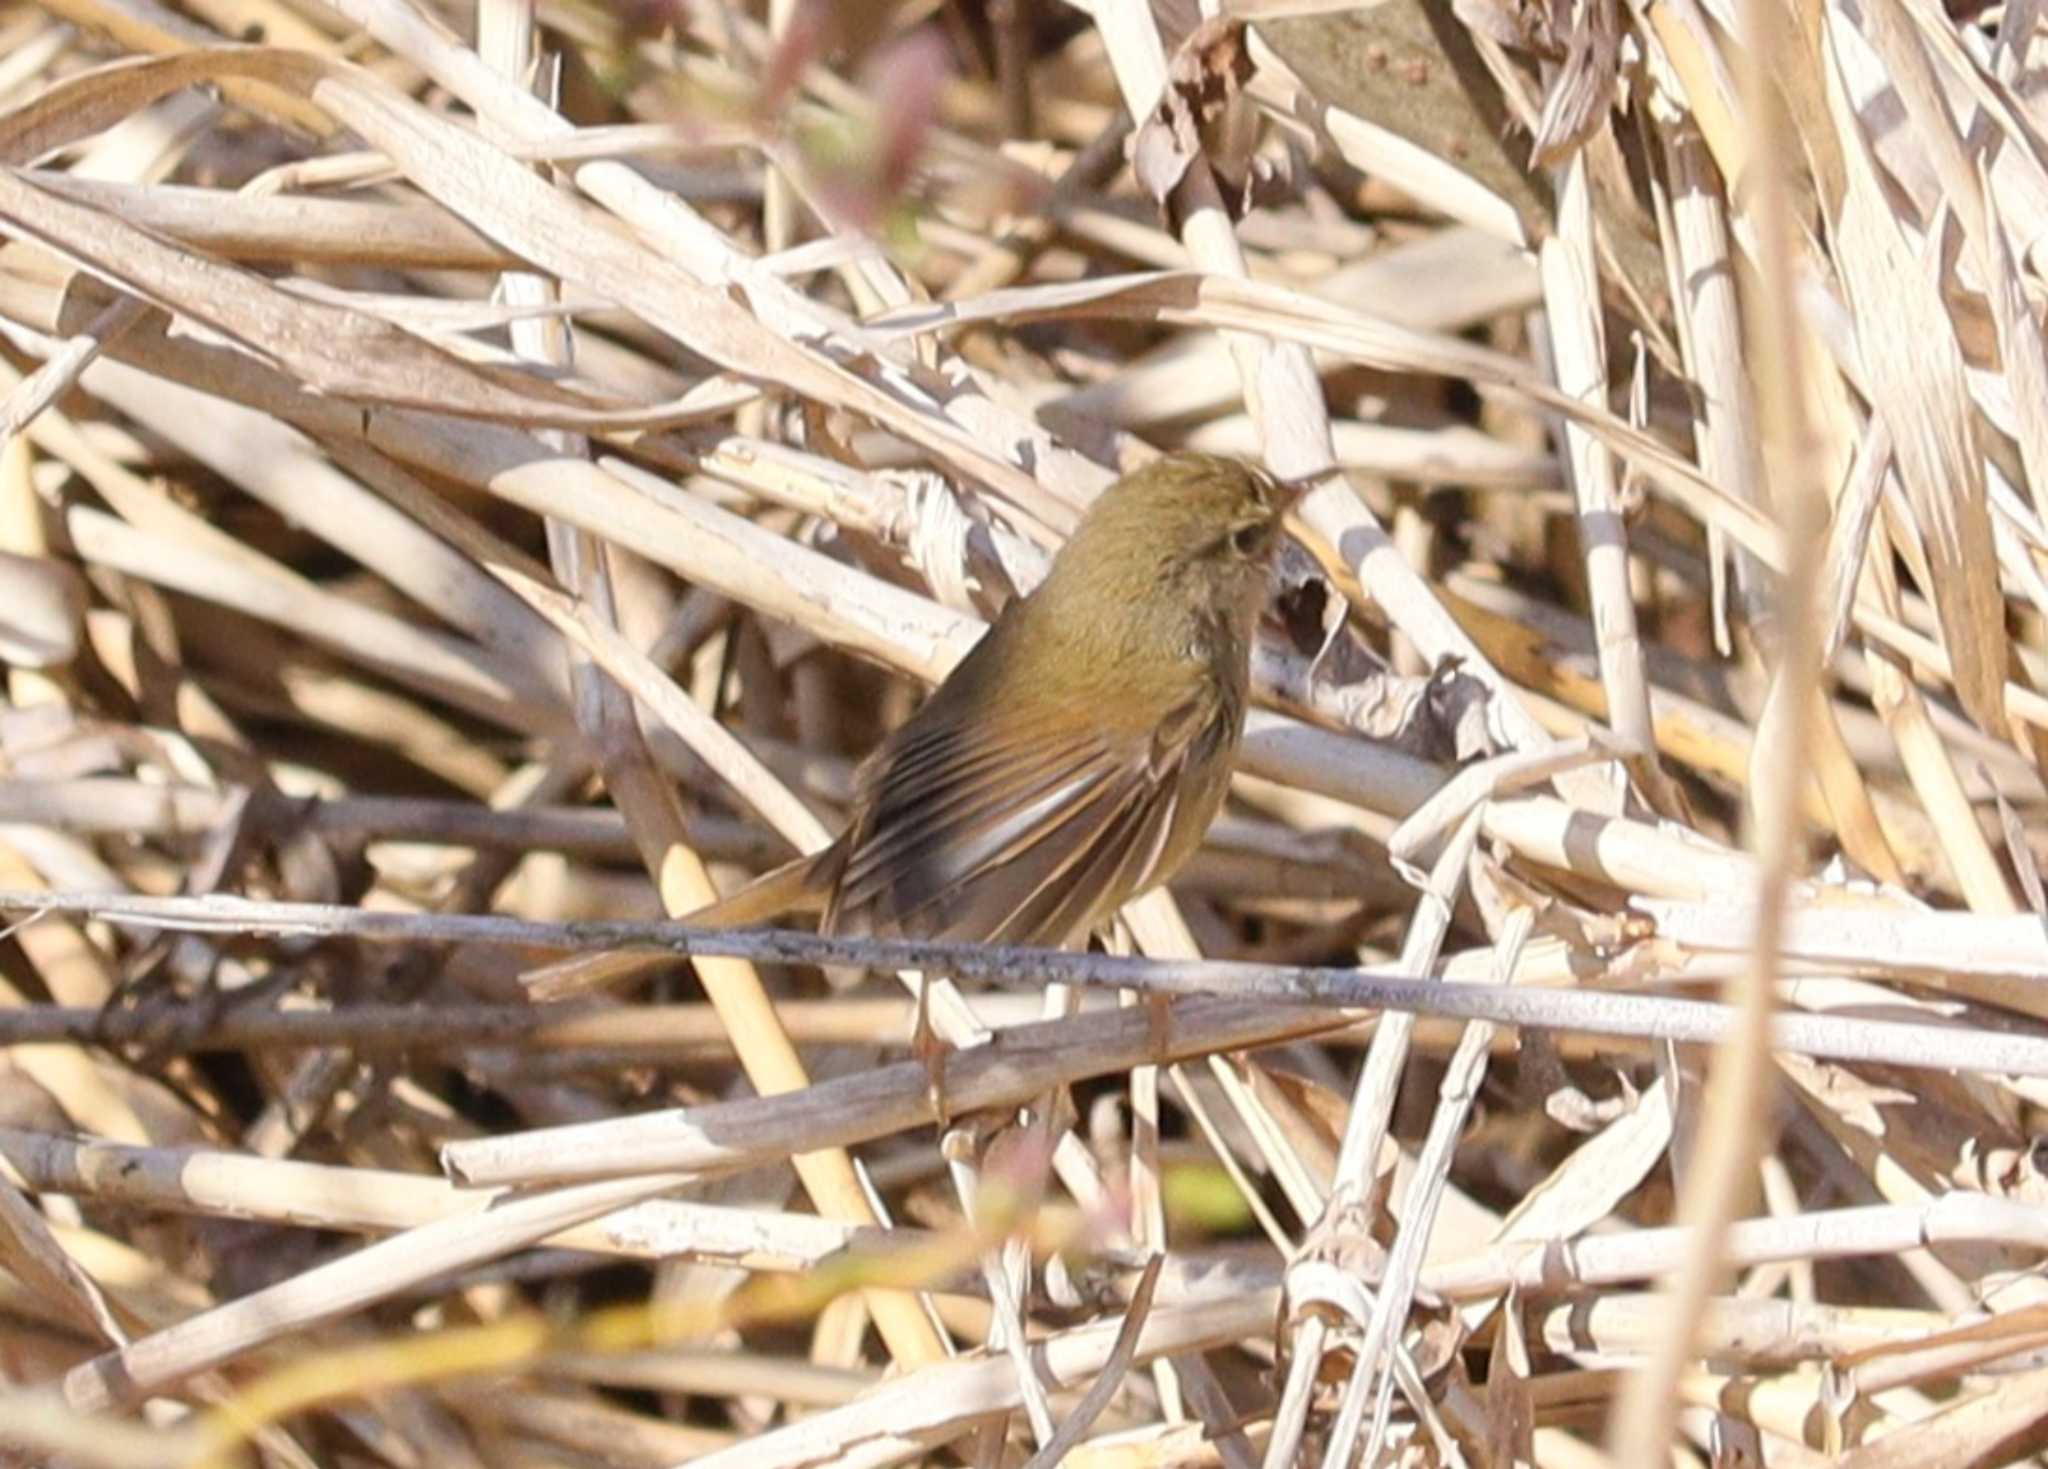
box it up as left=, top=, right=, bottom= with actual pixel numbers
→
left=4, top=0, right=2048, bottom=1464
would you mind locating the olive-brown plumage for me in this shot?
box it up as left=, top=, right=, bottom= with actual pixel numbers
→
left=528, top=453, right=1291, bottom=1003
left=705, top=450, right=1292, bottom=949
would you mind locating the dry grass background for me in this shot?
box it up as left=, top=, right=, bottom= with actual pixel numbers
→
left=3, top=0, right=2048, bottom=1464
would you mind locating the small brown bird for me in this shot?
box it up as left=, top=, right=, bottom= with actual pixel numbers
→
left=529, top=451, right=1293, bottom=997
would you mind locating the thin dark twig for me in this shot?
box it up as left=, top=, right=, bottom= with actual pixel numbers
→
left=4, top=891, right=2048, bottom=1077
left=1019, top=1254, right=1163, bottom=1469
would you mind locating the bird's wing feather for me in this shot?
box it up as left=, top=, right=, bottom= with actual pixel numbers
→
left=843, top=724, right=1100, bottom=873
left=828, top=729, right=1117, bottom=935
left=823, top=681, right=1224, bottom=947
left=980, top=771, right=1182, bottom=945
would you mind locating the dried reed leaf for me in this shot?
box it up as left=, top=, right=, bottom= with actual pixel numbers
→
left=1823, top=13, right=2008, bottom=737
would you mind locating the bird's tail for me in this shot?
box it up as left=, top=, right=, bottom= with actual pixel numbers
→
left=522, top=853, right=827, bottom=1001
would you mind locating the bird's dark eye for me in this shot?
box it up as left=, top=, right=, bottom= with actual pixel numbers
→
left=1231, top=522, right=1270, bottom=556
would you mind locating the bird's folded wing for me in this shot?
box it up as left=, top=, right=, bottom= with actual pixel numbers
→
left=824, top=691, right=1219, bottom=947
